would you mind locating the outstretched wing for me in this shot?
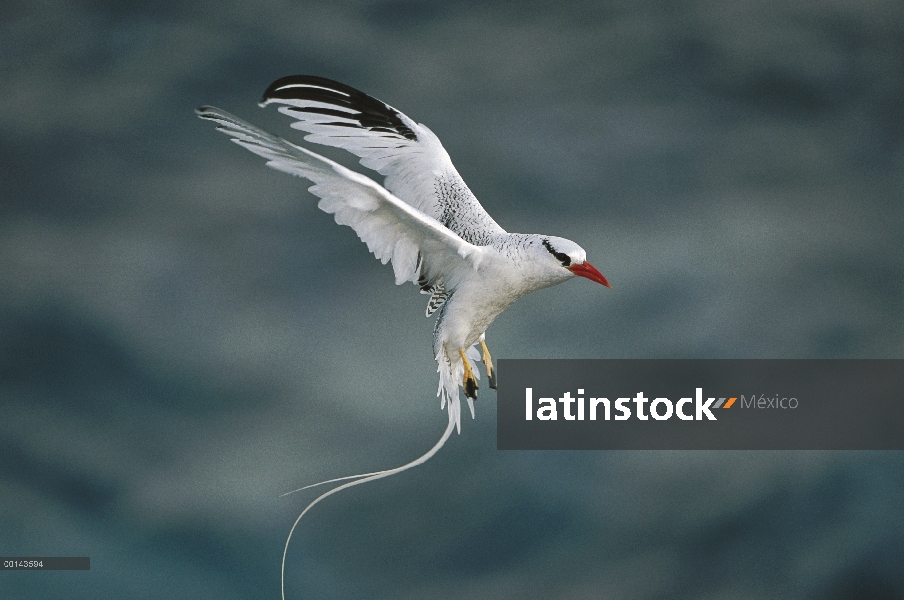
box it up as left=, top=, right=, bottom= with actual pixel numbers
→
left=259, top=76, right=506, bottom=245
left=196, top=106, right=486, bottom=293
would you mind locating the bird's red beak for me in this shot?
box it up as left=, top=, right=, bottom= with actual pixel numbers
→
left=567, top=261, right=611, bottom=288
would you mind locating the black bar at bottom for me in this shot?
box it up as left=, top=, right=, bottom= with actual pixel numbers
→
left=1, top=557, right=90, bottom=570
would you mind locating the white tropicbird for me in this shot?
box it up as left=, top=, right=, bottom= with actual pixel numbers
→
left=197, top=75, right=610, bottom=598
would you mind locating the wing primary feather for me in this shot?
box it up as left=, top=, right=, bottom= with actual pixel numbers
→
left=195, top=105, right=480, bottom=295
left=257, top=77, right=507, bottom=243
left=261, top=75, right=417, bottom=141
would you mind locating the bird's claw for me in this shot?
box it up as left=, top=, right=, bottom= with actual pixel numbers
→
left=479, top=338, right=497, bottom=390
left=464, top=375, right=478, bottom=400
left=459, top=348, right=479, bottom=400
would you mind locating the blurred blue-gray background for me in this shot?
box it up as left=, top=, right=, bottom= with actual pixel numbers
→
left=1, top=1, right=902, bottom=598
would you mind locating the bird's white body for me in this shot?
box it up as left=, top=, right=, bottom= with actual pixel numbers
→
left=197, top=75, right=608, bottom=431
left=435, top=234, right=571, bottom=348
left=197, top=76, right=609, bottom=600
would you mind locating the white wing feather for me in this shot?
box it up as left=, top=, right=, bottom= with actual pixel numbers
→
left=258, top=76, right=505, bottom=242
left=196, top=106, right=485, bottom=291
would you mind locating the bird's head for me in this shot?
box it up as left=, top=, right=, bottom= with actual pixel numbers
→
left=539, top=236, right=611, bottom=288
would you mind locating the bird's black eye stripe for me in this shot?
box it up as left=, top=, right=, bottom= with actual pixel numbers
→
left=542, top=239, right=571, bottom=267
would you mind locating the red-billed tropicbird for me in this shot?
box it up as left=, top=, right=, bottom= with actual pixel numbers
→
left=196, top=76, right=609, bottom=597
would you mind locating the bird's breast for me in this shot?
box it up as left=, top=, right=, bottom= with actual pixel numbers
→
left=436, top=259, right=535, bottom=350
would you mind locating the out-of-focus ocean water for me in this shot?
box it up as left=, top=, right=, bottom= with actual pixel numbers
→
left=1, top=1, right=902, bottom=598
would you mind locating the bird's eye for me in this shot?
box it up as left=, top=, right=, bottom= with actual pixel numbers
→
left=542, top=239, right=571, bottom=267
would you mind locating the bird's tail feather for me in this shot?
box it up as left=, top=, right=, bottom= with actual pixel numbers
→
left=280, top=406, right=457, bottom=600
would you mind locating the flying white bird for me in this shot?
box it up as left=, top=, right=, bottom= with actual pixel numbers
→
left=197, top=75, right=609, bottom=598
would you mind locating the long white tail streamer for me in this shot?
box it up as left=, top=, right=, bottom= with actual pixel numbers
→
left=279, top=473, right=383, bottom=497
left=281, top=405, right=457, bottom=600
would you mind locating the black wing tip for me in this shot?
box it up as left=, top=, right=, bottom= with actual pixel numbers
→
left=258, top=75, right=419, bottom=142
left=260, top=75, right=354, bottom=105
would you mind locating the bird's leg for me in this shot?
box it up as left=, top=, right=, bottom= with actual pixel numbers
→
left=458, top=348, right=478, bottom=400
left=479, top=337, right=497, bottom=390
